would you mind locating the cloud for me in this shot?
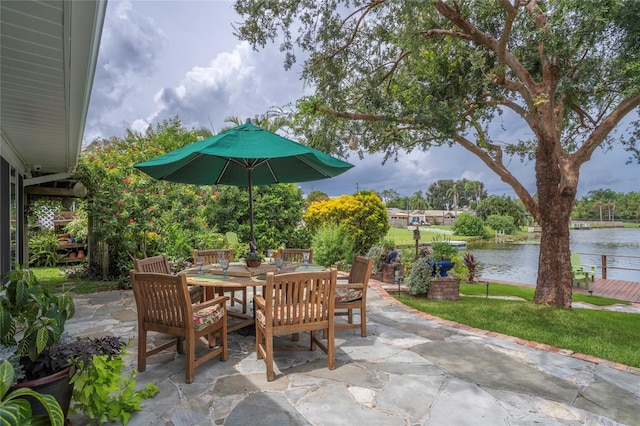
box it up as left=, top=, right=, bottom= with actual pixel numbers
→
left=84, top=0, right=168, bottom=142
left=140, top=42, right=305, bottom=133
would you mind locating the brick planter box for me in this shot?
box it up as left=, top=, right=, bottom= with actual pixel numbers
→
left=428, top=276, right=460, bottom=301
left=381, top=263, right=404, bottom=284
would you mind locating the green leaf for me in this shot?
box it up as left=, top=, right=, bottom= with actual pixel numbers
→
left=0, top=361, right=14, bottom=399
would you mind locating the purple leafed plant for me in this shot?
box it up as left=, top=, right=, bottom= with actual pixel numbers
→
left=462, top=252, right=479, bottom=283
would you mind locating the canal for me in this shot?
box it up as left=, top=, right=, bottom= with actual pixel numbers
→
left=468, top=228, right=640, bottom=284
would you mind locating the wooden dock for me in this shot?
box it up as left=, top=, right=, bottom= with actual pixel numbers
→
left=575, top=278, right=640, bottom=303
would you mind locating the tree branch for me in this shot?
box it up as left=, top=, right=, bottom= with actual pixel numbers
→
left=572, top=91, right=640, bottom=165
left=432, top=1, right=538, bottom=102
left=329, top=0, right=387, bottom=59
left=454, top=133, right=539, bottom=220
left=317, top=106, right=412, bottom=124
left=494, top=0, right=518, bottom=84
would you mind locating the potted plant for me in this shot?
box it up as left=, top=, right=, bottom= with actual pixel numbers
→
left=63, top=209, right=88, bottom=243
left=0, top=265, right=75, bottom=418
left=238, top=245, right=264, bottom=267
left=0, top=360, right=64, bottom=425
left=429, top=237, right=458, bottom=277
left=0, top=266, right=158, bottom=423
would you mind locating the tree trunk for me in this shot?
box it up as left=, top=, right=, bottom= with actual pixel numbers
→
left=532, top=138, right=575, bottom=308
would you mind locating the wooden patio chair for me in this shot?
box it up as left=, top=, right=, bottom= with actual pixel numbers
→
left=129, top=271, right=228, bottom=383
left=133, top=254, right=203, bottom=304
left=254, top=268, right=337, bottom=381
left=193, top=249, right=246, bottom=312
left=278, top=248, right=313, bottom=264
left=571, top=252, right=595, bottom=290
left=334, top=256, right=373, bottom=337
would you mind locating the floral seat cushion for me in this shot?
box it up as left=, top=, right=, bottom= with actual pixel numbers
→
left=193, top=304, right=224, bottom=331
left=335, top=287, right=362, bottom=302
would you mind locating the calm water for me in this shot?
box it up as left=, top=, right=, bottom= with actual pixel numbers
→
left=468, top=228, right=640, bottom=284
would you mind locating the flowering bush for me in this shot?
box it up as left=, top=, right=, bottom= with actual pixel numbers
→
left=303, top=190, right=389, bottom=254
left=74, top=118, right=306, bottom=279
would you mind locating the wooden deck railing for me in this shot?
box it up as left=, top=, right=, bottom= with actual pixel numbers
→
left=578, top=253, right=640, bottom=279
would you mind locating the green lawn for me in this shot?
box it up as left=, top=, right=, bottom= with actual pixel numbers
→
left=397, top=283, right=640, bottom=368
left=33, top=266, right=118, bottom=294
left=386, top=226, right=471, bottom=246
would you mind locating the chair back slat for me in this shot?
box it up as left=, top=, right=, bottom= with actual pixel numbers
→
left=278, top=248, right=313, bottom=263
left=193, top=249, right=234, bottom=265
left=134, top=255, right=171, bottom=274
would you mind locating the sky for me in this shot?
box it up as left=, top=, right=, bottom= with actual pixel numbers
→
left=83, top=0, right=639, bottom=200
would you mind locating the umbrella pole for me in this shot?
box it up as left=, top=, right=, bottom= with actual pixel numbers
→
left=248, top=169, right=257, bottom=252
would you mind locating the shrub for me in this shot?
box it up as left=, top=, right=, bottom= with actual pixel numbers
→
left=63, top=207, right=88, bottom=242
left=29, top=231, right=60, bottom=267
left=286, top=226, right=313, bottom=249
left=485, top=214, right=517, bottom=234
left=453, top=212, right=488, bottom=237
left=405, top=257, right=434, bottom=296
left=303, top=191, right=389, bottom=254
left=312, top=224, right=355, bottom=267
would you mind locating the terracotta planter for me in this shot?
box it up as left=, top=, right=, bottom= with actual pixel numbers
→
left=246, top=259, right=261, bottom=268
left=11, top=367, right=74, bottom=421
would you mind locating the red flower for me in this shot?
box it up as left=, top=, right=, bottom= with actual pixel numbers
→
left=124, top=177, right=132, bottom=184
left=150, top=206, right=156, bottom=212
left=116, top=212, right=121, bottom=216
left=117, top=200, right=124, bottom=205
left=129, top=218, right=135, bottom=223
left=137, top=188, right=143, bottom=193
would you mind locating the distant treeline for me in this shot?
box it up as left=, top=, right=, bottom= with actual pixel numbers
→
left=571, top=189, right=639, bottom=222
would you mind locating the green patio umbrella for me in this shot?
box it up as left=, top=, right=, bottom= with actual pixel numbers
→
left=134, top=123, right=354, bottom=250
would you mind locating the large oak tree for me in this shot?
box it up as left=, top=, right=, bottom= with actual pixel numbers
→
left=234, top=0, right=640, bottom=307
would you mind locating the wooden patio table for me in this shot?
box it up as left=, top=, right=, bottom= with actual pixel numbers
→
left=180, top=262, right=327, bottom=334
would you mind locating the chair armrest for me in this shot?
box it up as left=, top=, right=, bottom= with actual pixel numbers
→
left=338, top=282, right=365, bottom=290
left=193, top=296, right=228, bottom=312
left=254, top=295, right=266, bottom=310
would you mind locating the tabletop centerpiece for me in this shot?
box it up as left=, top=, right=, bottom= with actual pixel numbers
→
left=238, top=245, right=265, bottom=268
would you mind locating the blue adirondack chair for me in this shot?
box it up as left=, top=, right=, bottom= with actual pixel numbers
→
left=224, top=231, right=239, bottom=247
left=571, top=253, right=595, bottom=290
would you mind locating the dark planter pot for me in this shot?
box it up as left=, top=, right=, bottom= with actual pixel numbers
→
left=11, top=367, right=74, bottom=421
left=431, top=260, right=455, bottom=277
left=246, top=259, right=261, bottom=268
